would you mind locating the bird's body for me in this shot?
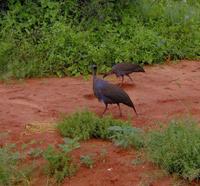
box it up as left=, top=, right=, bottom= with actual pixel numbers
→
left=103, top=63, right=145, bottom=85
left=92, top=65, right=137, bottom=116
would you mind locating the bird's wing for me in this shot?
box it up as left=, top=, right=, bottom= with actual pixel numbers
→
left=100, top=82, right=133, bottom=106
left=113, top=63, right=139, bottom=74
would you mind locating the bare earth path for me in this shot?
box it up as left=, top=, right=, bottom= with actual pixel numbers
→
left=0, top=60, right=200, bottom=185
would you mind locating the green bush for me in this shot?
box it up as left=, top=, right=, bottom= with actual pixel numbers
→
left=0, top=0, right=200, bottom=79
left=0, top=144, right=33, bottom=186
left=108, top=126, right=144, bottom=150
left=146, top=119, right=200, bottom=181
left=57, top=111, right=98, bottom=140
left=57, top=110, right=130, bottom=140
left=43, top=145, right=77, bottom=183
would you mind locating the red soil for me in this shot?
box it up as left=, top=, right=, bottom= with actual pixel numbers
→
left=0, top=60, right=200, bottom=185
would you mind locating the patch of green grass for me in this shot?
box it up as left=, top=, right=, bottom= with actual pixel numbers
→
left=108, top=126, right=144, bottom=150
left=0, top=144, right=34, bottom=186
left=57, top=110, right=130, bottom=141
left=146, top=118, right=200, bottom=181
left=43, top=145, right=77, bottom=183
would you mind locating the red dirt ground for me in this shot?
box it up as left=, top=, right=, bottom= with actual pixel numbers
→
left=0, top=60, right=200, bottom=185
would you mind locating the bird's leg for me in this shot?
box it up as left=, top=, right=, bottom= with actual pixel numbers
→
left=127, top=74, right=133, bottom=82
left=102, top=104, right=108, bottom=115
left=120, top=76, right=124, bottom=86
left=117, top=103, right=122, bottom=116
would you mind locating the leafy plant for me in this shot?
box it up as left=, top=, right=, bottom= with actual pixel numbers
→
left=146, top=118, right=200, bottom=181
left=80, top=155, right=94, bottom=169
left=43, top=145, right=77, bottom=183
left=0, top=144, right=34, bottom=186
left=57, top=110, right=98, bottom=140
left=58, top=137, right=80, bottom=153
left=108, top=126, right=144, bottom=149
left=57, top=110, right=130, bottom=141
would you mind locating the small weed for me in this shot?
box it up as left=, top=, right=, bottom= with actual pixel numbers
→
left=58, top=138, right=80, bottom=153
left=28, top=147, right=43, bottom=158
left=43, top=146, right=77, bottom=183
left=80, top=155, right=94, bottom=169
left=21, top=143, right=28, bottom=150
left=131, top=158, right=145, bottom=166
left=132, top=151, right=146, bottom=166
left=99, top=148, right=108, bottom=163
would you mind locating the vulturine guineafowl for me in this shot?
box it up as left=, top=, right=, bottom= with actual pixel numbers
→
left=92, top=64, right=137, bottom=116
left=103, top=63, right=145, bottom=86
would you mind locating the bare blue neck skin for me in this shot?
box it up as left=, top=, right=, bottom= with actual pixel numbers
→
left=93, top=68, right=97, bottom=81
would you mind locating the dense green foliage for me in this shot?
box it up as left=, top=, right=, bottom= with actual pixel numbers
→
left=146, top=119, right=200, bottom=181
left=0, top=0, right=200, bottom=79
left=57, top=110, right=131, bottom=140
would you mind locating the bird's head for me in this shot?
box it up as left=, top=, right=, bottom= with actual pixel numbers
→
left=91, top=64, right=97, bottom=70
left=136, top=65, right=145, bottom=72
left=91, top=64, right=97, bottom=75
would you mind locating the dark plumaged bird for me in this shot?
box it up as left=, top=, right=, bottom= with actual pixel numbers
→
left=103, top=63, right=145, bottom=85
left=92, top=64, right=137, bottom=116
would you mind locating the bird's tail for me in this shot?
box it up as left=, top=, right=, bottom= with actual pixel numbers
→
left=103, top=71, right=113, bottom=78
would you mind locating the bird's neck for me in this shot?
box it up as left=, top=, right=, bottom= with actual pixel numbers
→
left=93, top=70, right=97, bottom=78
left=93, top=70, right=97, bottom=85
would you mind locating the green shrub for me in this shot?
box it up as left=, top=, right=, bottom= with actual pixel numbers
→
left=43, top=146, right=77, bottom=183
left=0, top=144, right=33, bottom=186
left=57, top=110, right=130, bottom=141
left=57, top=111, right=99, bottom=140
left=94, top=115, right=131, bottom=139
left=108, top=126, right=144, bottom=149
left=146, top=119, right=200, bottom=181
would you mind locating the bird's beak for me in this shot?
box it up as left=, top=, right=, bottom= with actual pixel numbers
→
left=103, top=73, right=107, bottom=78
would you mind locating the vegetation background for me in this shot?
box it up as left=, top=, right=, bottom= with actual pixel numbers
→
left=0, top=0, right=200, bottom=79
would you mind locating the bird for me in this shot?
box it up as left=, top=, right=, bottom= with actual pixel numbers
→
left=91, top=64, right=137, bottom=116
left=103, top=63, right=145, bottom=86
